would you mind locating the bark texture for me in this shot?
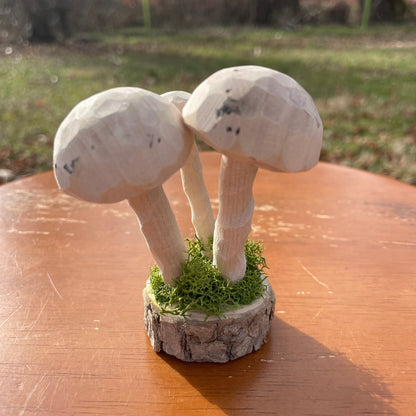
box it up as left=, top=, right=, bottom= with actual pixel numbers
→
left=143, top=280, right=275, bottom=363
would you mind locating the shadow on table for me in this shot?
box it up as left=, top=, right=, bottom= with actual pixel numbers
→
left=161, top=318, right=397, bottom=415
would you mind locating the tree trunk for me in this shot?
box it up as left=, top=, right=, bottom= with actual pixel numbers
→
left=21, top=0, right=72, bottom=42
left=29, top=10, right=55, bottom=42
left=360, top=0, right=406, bottom=22
left=255, top=0, right=275, bottom=24
left=56, top=3, right=71, bottom=38
left=255, top=0, right=301, bottom=25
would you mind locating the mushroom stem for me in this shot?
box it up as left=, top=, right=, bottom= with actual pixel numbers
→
left=161, top=91, right=215, bottom=254
left=128, top=185, right=187, bottom=285
left=180, top=143, right=215, bottom=255
left=213, top=155, right=258, bottom=282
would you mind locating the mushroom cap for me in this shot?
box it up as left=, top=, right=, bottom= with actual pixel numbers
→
left=161, top=91, right=191, bottom=111
left=182, top=65, right=323, bottom=173
left=53, top=87, right=193, bottom=203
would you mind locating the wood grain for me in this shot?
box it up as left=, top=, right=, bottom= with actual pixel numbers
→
left=0, top=152, right=415, bottom=415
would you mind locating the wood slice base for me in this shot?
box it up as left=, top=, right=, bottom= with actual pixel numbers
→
left=143, top=279, right=276, bottom=363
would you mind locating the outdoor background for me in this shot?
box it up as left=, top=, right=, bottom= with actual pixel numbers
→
left=1, top=0, right=415, bottom=184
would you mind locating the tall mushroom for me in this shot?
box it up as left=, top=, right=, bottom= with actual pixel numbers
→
left=183, top=65, right=323, bottom=282
left=162, top=91, right=215, bottom=252
left=53, top=87, right=193, bottom=285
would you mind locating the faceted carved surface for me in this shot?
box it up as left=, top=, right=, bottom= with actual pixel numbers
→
left=143, top=280, right=276, bottom=363
left=162, top=90, right=191, bottom=111
left=54, top=87, right=192, bottom=203
left=183, top=65, right=323, bottom=173
left=53, top=87, right=193, bottom=284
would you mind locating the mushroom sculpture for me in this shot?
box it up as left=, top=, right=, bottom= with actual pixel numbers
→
left=53, top=87, right=193, bottom=285
left=183, top=65, right=323, bottom=281
left=161, top=91, right=215, bottom=252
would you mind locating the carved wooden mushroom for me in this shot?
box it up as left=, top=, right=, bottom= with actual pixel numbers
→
left=183, top=65, right=323, bottom=281
left=53, top=87, right=193, bottom=284
left=162, top=91, right=215, bottom=252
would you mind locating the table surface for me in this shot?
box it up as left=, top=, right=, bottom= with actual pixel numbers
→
left=0, top=152, right=415, bottom=416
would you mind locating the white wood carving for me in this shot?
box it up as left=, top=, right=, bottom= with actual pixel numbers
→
left=162, top=91, right=215, bottom=252
left=54, top=87, right=193, bottom=284
left=183, top=65, right=323, bottom=281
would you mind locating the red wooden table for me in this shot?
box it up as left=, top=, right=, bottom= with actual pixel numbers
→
left=0, top=152, right=415, bottom=415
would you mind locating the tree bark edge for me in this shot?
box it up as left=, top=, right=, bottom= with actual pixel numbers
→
left=143, top=278, right=276, bottom=363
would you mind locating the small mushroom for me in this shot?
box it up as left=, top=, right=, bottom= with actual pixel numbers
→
left=183, top=65, right=323, bottom=282
left=53, top=87, right=193, bottom=285
left=162, top=91, right=215, bottom=253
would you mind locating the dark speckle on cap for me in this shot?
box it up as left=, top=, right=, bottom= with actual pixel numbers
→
left=63, top=157, right=80, bottom=175
left=216, top=97, right=241, bottom=118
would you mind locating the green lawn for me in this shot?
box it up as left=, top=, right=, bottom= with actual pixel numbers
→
left=1, top=25, right=415, bottom=184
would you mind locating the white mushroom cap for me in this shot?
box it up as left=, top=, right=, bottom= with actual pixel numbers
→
left=54, top=87, right=193, bottom=203
left=161, top=91, right=191, bottom=111
left=183, top=65, right=323, bottom=173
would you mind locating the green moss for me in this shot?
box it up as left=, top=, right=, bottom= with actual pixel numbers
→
left=148, top=238, right=268, bottom=319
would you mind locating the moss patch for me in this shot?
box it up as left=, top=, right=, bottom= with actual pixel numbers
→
left=149, top=238, right=268, bottom=318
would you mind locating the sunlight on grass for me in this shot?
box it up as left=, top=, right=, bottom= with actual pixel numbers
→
left=1, top=25, right=415, bottom=184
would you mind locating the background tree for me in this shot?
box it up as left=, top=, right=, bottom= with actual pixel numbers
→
left=255, top=0, right=300, bottom=25
left=255, top=0, right=275, bottom=24
left=360, top=0, right=407, bottom=24
left=20, top=0, right=71, bottom=42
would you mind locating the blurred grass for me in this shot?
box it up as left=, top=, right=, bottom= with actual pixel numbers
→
left=1, top=25, right=415, bottom=184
